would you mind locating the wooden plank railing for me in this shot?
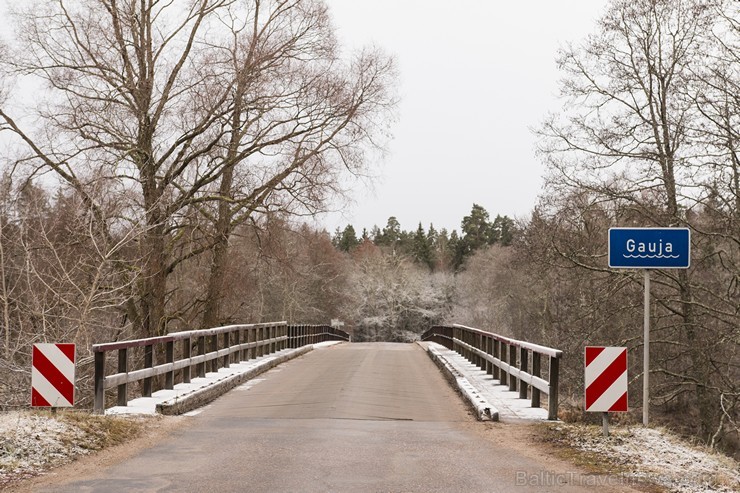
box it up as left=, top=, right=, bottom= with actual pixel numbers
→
left=93, top=322, right=349, bottom=414
left=421, top=324, right=563, bottom=420
left=287, top=324, right=351, bottom=347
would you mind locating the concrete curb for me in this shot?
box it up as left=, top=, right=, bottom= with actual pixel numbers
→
left=155, top=346, right=313, bottom=415
left=420, top=342, right=499, bottom=421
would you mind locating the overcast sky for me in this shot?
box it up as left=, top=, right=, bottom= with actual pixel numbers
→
left=315, top=0, right=610, bottom=234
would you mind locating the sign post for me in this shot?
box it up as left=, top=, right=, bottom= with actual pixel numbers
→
left=608, top=227, right=690, bottom=426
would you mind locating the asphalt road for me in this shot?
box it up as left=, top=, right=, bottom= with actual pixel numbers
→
left=36, top=343, right=634, bottom=492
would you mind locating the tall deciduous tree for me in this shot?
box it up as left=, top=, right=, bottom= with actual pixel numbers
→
left=537, top=0, right=737, bottom=439
left=0, top=0, right=396, bottom=336
left=200, top=1, right=396, bottom=327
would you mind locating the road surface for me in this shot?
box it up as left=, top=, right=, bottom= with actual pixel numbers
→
left=31, top=343, right=635, bottom=492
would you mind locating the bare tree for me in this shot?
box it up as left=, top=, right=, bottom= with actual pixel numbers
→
left=537, top=0, right=739, bottom=442
left=196, top=1, right=396, bottom=327
left=0, top=0, right=395, bottom=337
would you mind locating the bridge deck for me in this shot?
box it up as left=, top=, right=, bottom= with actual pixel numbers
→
left=35, top=343, right=634, bottom=493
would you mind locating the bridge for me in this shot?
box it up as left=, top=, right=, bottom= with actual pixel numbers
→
left=30, top=323, right=635, bottom=492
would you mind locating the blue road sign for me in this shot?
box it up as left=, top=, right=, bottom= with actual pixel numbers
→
left=608, top=228, right=690, bottom=269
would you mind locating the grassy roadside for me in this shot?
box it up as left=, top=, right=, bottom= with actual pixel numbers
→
left=531, top=421, right=740, bottom=493
left=0, top=410, right=151, bottom=489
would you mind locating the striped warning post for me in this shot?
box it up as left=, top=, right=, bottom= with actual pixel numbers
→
left=31, top=343, right=76, bottom=408
left=585, top=346, right=628, bottom=413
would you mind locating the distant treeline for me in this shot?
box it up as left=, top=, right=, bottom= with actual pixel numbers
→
left=331, top=204, right=515, bottom=270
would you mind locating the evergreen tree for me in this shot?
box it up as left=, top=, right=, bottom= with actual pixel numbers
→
left=331, top=226, right=342, bottom=249
left=337, top=224, right=360, bottom=252
left=427, top=223, right=438, bottom=248
left=378, top=216, right=401, bottom=247
left=492, top=214, right=515, bottom=246
left=370, top=225, right=382, bottom=243
left=461, top=203, right=494, bottom=250
left=435, top=227, right=451, bottom=270
left=449, top=229, right=464, bottom=270
left=411, top=222, right=434, bottom=269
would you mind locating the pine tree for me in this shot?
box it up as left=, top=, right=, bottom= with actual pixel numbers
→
left=337, top=225, right=360, bottom=252
left=412, top=222, right=434, bottom=269
left=492, top=215, right=515, bottom=246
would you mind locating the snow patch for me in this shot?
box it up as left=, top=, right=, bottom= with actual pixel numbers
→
left=0, top=412, right=93, bottom=487
left=423, top=342, right=549, bottom=421
left=553, top=423, right=740, bottom=493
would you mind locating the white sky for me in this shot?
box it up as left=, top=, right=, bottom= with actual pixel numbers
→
left=316, top=0, right=610, bottom=234
left=0, top=0, right=611, bottom=235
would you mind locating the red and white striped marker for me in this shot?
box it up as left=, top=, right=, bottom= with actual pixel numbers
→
left=585, top=346, right=628, bottom=413
left=31, top=343, right=76, bottom=408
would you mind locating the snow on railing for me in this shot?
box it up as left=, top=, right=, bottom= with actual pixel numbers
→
left=421, top=324, right=563, bottom=420
left=93, top=322, right=349, bottom=414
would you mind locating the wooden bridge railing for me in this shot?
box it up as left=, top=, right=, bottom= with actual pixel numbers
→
left=93, top=322, right=349, bottom=414
left=421, top=324, right=562, bottom=420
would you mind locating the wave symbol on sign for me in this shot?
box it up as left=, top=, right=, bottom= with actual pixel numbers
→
left=623, top=254, right=680, bottom=259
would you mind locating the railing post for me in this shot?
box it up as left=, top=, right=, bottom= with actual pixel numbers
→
left=475, top=333, right=481, bottom=369
left=509, top=345, right=517, bottom=392
left=222, top=331, right=230, bottom=368
left=259, top=326, right=265, bottom=356
left=94, top=350, right=105, bottom=414
left=499, top=342, right=508, bottom=386
left=197, top=335, right=206, bottom=377
left=519, top=347, right=529, bottom=400
left=210, top=334, right=219, bottom=372
left=531, top=352, right=541, bottom=408
left=117, top=348, right=128, bottom=407
left=143, top=344, right=153, bottom=397
left=492, top=339, right=500, bottom=381
left=465, top=330, right=471, bottom=362
left=248, top=328, right=255, bottom=359
left=182, top=337, right=192, bottom=384
left=235, top=328, right=242, bottom=363
left=548, top=355, right=560, bottom=420
left=165, top=340, right=174, bottom=390
left=486, top=336, right=493, bottom=376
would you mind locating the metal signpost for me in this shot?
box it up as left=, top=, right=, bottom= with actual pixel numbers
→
left=608, top=228, right=690, bottom=426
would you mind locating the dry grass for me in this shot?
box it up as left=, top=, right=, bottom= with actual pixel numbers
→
left=534, top=421, right=740, bottom=493
left=0, top=410, right=150, bottom=489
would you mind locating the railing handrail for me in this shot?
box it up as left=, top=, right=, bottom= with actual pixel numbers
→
left=93, top=322, right=349, bottom=414
left=421, top=324, right=562, bottom=420
left=450, top=324, right=563, bottom=359
left=92, top=321, right=289, bottom=352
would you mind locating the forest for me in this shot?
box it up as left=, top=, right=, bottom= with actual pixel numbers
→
left=0, top=0, right=737, bottom=459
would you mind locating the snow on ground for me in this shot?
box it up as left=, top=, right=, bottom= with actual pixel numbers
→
left=3, top=340, right=737, bottom=493
left=0, top=341, right=341, bottom=488
left=423, top=342, right=549, bottom=421
left=0, top=412, right=88, bottom=486
left=552, top=423, right=740, bottom=493
left=423, top=342, right=740, bottom=493
left=107, top=341, right=341, bottom=416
